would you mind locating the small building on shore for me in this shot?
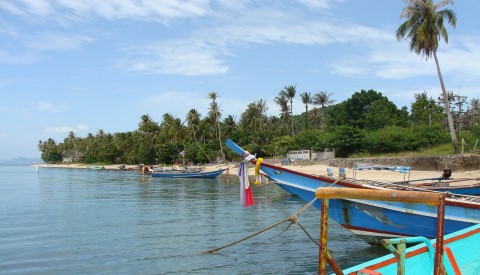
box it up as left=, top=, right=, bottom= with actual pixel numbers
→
left=287, top=148, right=335, bottom=161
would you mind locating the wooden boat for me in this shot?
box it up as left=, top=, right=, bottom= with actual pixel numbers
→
left=314, top=187, right=478, bottom=274
left=355, top=163, right=480, bottom=196
left=87, top=165, right=104, bottom=170
left=226, top=139, right=480, bottom=244
left=150, top=168, right=226, bottom=178
left=420, top=182, right=480, bottom=195
left=340, top=224, right=480, bottom=274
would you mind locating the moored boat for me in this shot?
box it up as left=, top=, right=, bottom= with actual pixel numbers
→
left=150, top=168, right=227, bottom=178
left=354, top=163, right=480, bottom=196
left=225, top=139, right=480, bottom=244
left=87, top=165, right=104, bottom=170
left=420, top=182, right=480, bottom=195
left=339, top=224, right=480, bottom=274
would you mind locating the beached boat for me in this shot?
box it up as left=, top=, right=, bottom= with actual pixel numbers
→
left=150, top=168, right=226, bottom=178
left=226, top=139, right=480, bottom=244
left=354, top=163, right=480, bottom=195
left=339, top=223, right=480, bottom=274
left=87, top=165, right=104, bottom=170
left=420, top=182, right=480, bottom=195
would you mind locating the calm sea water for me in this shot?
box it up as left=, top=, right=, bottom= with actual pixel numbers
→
left=0, top=166, right=387, bottom=274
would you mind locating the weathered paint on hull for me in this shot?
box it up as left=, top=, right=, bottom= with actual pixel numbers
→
left=294, top=183, right=476, bottom=242
left=225, top=139, right=480, bottom=245
left=340, top=224, right=480, bottom=274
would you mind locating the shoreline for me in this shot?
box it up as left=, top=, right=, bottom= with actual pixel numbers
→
left=38, top=162, right=480, bottom=185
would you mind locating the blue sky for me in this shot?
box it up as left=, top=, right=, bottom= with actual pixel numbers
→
left=1, top=0, right=480, bottom=159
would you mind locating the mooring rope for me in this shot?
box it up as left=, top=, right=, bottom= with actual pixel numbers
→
left=328, top=177, right=342, bottom=187
left=200, top=197, right=318, bottom=254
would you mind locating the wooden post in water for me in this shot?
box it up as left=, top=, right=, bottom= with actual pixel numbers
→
left=315, top=187, right=445, bottom=275
left=318, top=198, right=329, bottom=274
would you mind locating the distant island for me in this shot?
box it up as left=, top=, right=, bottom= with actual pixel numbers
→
left=0, top=157, right=43, bottom=166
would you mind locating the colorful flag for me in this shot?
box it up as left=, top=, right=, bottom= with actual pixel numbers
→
left=238, top=160, right=254, bottom=207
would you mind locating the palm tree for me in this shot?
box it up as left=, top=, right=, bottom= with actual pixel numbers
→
left=223, top=115, right=237, bottom=138
left=280, top=85, right=296, bottom=136
left=396, top=0, right=459, bottom=153
left=186, top=109, right=212, bottom=163
left=300, top=92, right=312, bottom=130
left=313, top=91, right=335, bottom=131
left=274, top=93, right=290, bottom=135
left=138, top=114, right=159, bottom=134
left=208, top=92, right=225, bottom=162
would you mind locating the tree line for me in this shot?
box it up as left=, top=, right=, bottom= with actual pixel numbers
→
left=38, top=89, right=480, bottom=164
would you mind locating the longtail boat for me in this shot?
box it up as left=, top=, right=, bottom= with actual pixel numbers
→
left=150, top=168, right=226, bottom=178
left=355, top=163, right=480, bottom=196
left=226, top=139, right=480, bottom=244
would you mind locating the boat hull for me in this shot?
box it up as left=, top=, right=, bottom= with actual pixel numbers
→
left=422, top=183, right=480, bottom=196
left=340, top=224, right=480, bottom=274
left=261, top=164, right=479, bottom=244
left=225, top=139, right=480, bottom=244
left=150, top=169, right=226, bottom=178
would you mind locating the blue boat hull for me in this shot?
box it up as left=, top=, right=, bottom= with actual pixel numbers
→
left=150, top=169, right=226, bottom=178
left=261, top=164, right=479, bottom=243
left=340, top=224, right=480, bottom=274
left=225, top=139, right=480, bottom=244
left=424, top=184, right=480, bottom=196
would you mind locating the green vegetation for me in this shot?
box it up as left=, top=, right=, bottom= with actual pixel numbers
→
left=38, top=89, right=480, bottom=164
left=38, top=1, right=480, bottom=164
left=397, top=0, right=459, bottom=153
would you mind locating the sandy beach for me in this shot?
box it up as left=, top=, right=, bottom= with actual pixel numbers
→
left=39, top=162, right=480, bottom=186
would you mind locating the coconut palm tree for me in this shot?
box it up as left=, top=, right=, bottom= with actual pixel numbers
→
left=280, top=85, right=296, bottom=136
left=274, top=93, right=290, bottom=135
left=223, top=115, right=237, bottom=138
left=208, top=92, right=225, bottom=162
left=313, top=91, right=335, bottom=131
left=396, top=0, right=459, bottom=153
left=186, top=109, right=212, bottom=163
left=138, top=114, right=159, bottom=134
left=300, top=91, right=312, bottom=130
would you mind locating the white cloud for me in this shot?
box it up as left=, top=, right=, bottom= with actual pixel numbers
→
left=120, top=41, right=229, bottom=76
left=0, top=31, right=92, bottom=65
left=2, top=0, right=392, bottom=76
left=45, top=124, right=89, bottom=134
left=21, top=0, right=52, bottom=17
left=5, top=0, right=209, bottom=20
left=26, top=33, right=92, bottom=52
left=37, top=101, right=66, bottom=113
left=118, top=6, right=392, bottom=76
left=330, top=61, right=368, bottom=76
left=296, top=0, right=333, bottom=9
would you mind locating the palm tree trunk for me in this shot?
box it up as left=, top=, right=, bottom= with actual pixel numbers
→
left=216, top=119, right=225, bottom=162
left=433, top=50, right=460, bottom=154
left=305, top=106, right=308, bottom=130
left=290, top=101, right=294, bottom=136
left=193, top=130, right=212, bottom=163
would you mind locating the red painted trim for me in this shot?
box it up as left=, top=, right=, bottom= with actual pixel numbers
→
left=348, top=227, right=480, bottom=272
left=438, top=245, right=461, bottom=275
left=342, top=224, right=416, bottom=238
left=356, top=268, right=383, bottom=275
left=444, top=227, right=480, bottom=245
left=260, top=162, right=480, bottom=210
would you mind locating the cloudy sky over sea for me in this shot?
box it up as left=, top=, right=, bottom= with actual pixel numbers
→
left=1, top=0, right=479, bottom=158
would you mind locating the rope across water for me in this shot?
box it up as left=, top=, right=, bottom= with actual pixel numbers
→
left=200, top=197, right=318, bottom=254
